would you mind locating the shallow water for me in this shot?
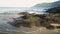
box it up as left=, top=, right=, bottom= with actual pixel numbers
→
left=0, top=13, right=20, bottom=33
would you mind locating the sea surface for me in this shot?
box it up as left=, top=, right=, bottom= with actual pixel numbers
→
left=0, top=13, right=19, bottom=32
left=0, top=7, right=50, bottom=13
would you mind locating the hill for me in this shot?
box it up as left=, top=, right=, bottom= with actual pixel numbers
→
left=33, top=1, right=60, bottom=8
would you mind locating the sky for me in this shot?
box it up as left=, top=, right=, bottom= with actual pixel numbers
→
left=0, top=0, right=59, bottom=7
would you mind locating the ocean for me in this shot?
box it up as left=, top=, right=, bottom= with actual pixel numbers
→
left=0, top=7, right=49, bottom=13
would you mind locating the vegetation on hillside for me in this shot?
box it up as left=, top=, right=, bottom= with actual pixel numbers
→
left=46, top=6, right=60, bottom=14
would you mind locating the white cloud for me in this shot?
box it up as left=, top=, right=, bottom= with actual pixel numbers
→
left=0, top=0, right=59, bottom=7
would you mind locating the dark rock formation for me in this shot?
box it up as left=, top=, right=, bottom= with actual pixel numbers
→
left=8, top=17, right=25, bottom=27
